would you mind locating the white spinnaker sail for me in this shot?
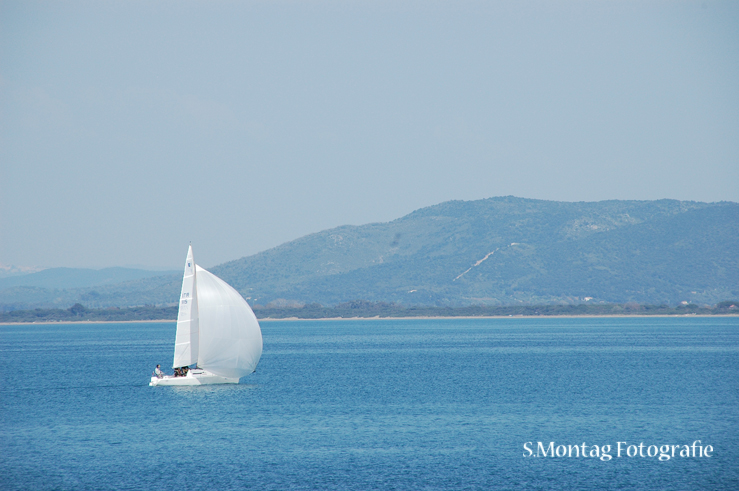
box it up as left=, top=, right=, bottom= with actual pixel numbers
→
left=195, top=266, right=263, bottom=379
left=173, top=246, right=199, bottom=368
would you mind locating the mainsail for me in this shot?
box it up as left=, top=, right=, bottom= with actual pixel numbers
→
left=173, top=245, right=199, bottom=368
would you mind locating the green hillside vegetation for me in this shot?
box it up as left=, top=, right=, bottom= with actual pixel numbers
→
left=0, top=303, right=177, bottom=323
left=1, top=197, right=737, bottom=310
left=213, top=197, right=737, bottom=306
left=2, top=300, right=737, bottom=323
left=252, top=299, right=739, bottom=319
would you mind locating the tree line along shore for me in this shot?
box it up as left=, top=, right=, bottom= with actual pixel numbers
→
left=1, top=300, right=737, bottom=323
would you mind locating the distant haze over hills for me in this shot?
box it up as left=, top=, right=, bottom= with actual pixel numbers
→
left=0, top=267, right=179, bottom=290
left=0, top=263, right=45, bottom=279
left=1, top=197, right=737, bottom=310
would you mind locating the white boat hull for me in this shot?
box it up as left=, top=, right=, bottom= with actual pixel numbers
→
left=149, top=369, right=239, bottom=386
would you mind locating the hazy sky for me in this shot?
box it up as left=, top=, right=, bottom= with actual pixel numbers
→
left=1, top=1, right=737, bottom=269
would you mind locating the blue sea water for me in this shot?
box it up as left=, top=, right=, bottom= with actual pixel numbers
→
left=1, top=317, right=738, bottom=490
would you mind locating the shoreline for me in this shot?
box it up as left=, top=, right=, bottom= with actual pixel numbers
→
left=2, top=314, right=737, bottom=325
left=259, top=314, right=739, bottom=321
left=0, top=319, right=174, bottom=325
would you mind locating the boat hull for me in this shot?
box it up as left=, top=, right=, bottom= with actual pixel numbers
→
left=149, top=369, right=239, bottom=386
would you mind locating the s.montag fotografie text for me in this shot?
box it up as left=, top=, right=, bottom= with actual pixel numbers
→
left=522, top=441, right=713, bottom=461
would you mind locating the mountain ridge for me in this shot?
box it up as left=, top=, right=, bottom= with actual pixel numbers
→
left=1, top=197, right=736, bottom=309
left=210, top=197, right=735, bottom=306
left=0, top=267, right=179, bottom=290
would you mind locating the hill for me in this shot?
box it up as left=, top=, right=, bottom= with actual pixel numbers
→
left=0, top=267, right=178, bottom=290
left=211, top=197, right=737, bottom=306
left=1, top=197, right=737, bottom=309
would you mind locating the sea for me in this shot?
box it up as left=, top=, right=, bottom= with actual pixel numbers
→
left=1, top=317, right=738, bottom=490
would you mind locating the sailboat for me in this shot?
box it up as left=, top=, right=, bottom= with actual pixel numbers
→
left=150, top=245, right=262, bottom=386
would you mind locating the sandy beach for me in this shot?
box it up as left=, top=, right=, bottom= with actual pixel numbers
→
left=3, top=314, right=737, bottom=325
